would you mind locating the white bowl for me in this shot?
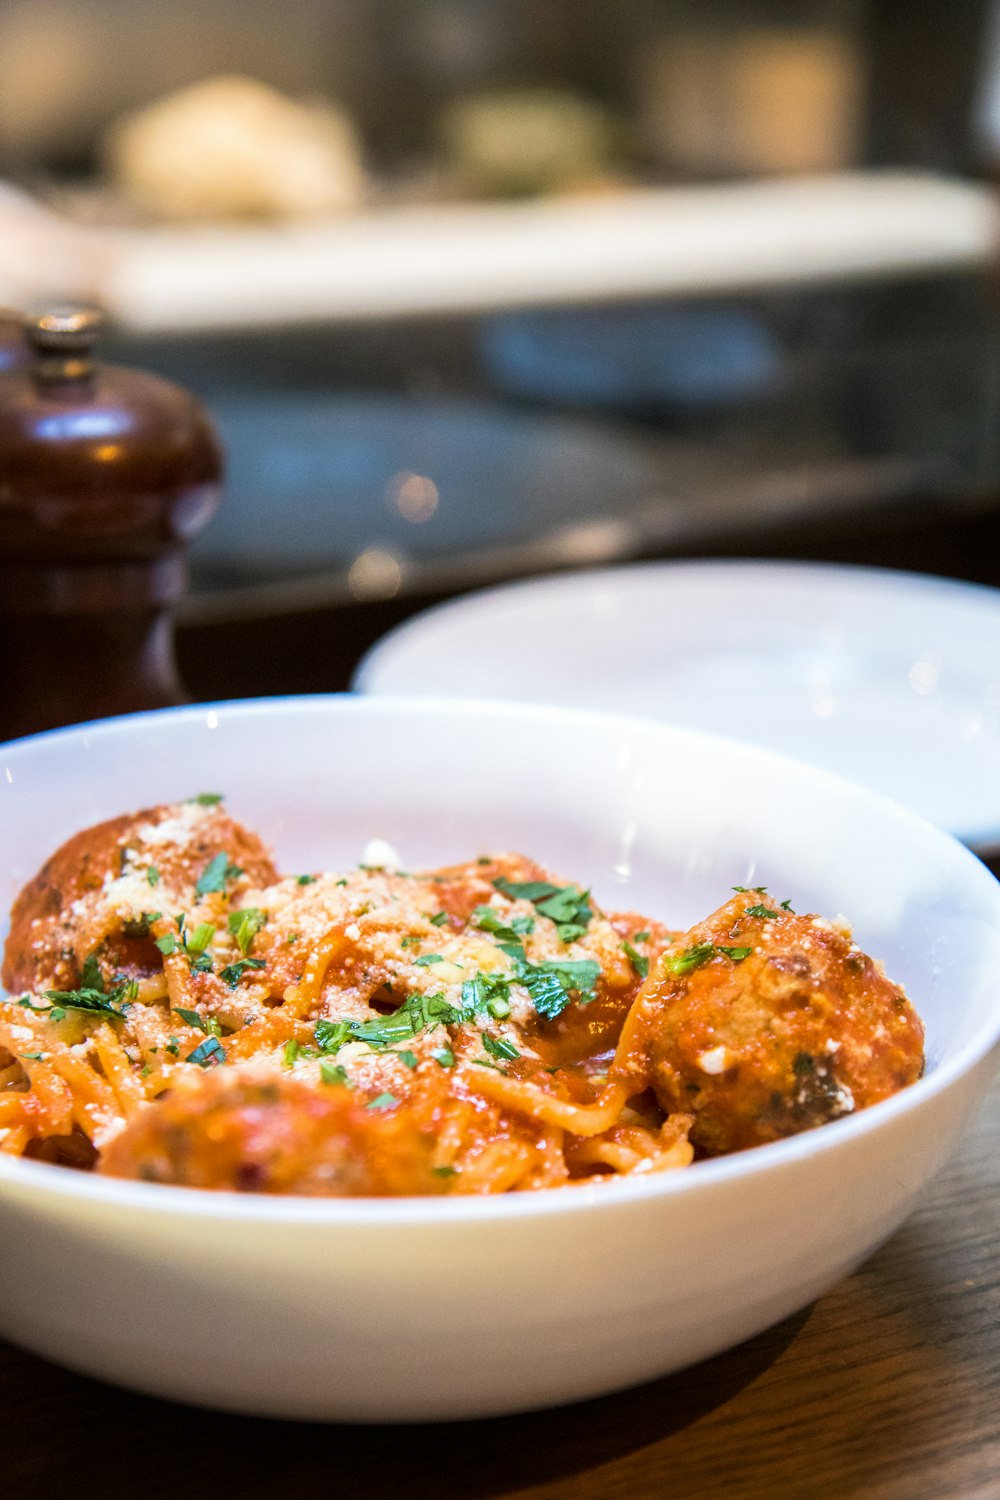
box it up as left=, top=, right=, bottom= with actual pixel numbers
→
left=0, top=695, right=998, bottom=1422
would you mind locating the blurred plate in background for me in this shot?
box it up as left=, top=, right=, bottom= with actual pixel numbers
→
left=355, top=560, right=1000, bottom=851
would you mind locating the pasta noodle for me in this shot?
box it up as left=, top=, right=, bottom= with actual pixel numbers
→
left=0, top=798, right=925, bottom=1195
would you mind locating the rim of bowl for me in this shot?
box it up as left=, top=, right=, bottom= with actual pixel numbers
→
left=0, top=692, right=998, bottom=1226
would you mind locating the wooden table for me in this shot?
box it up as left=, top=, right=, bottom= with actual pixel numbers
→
left=4, top=1065, right=998, bottom=1500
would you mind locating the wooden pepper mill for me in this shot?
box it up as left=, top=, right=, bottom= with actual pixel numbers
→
left=0, top=306, right=223, bottom=740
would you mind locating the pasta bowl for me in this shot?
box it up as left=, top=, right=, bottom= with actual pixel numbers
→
left=0, top=694, right=998, bottom=1421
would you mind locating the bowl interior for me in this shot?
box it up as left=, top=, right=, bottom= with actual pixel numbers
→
left=1, top=695, right=999, bottom=1085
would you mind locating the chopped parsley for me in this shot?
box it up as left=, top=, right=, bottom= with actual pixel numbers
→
left=320, top=1061, right=351, bottom=1087
left=432, top=1165, right=457, bottom=1178
left=366, top=1092, right=398, bottom=1111
left=19, top=1052, right=45, bottom=1062
left=155, top=933, right=179, bottom=957
left=121, top=911, right=162, bottom=938
left=414, top=953, right=445, bottom=967
left=429, top=911, right=449, bottom=927
left=492, top=877, right=592, bottom=942
left=165, top=1036, right=180, bottom=1057
left=518, top=957, right=600, bottom=1018
left=745, top=904, right=780, bottom=920
left=622, top=939, right=649, bottom=979
left=174, top=1007, right=222, bottom=1038
left=283, top=1039, right=300, bottom=1068
left=186, top=1036, right=226, bottom=1068
left=42, top=979, right=134, bottom=1020
left=733, top=885, right=768, bottom=894
left=194, top=852, right=243, bottom=898
left=186, top=921, right=216, bottom=954
left=80, top=952, right=104, bottom=991
left=228, top=907, right=266, bottom=955
left=296, top=874, right=318, bottom=886
left=461, top=970, right=513, bottom=1019
left=472, top=906, right=534, bottom=945
left=432, top=1047, right=455, bottom=1068
left=663, top=942, right=752, bottom=975
left=189, top=792, right=224, bottom=806
left=397, top=1049, right=419, bottom=1069
left=633, top=930, right=650, bottom=943
left=482, top=1034, right=519, bottom=1062
left=219, top=957, right=267, bottom=989
left=146, top=866, right=160, bottom=887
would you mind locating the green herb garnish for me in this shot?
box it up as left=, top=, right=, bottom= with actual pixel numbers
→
left=482, top=1034, right=519, bottom=1062
left=122, top=911, right=162, bottom=939
left=194, top=852, right=243, bottom=898
left=622, top=940, right=649, bottom=979
left=228, top=907, right=266, bottom=955
left=366, top=1092, right=398, bottom=1111
left=175, top=1007, right=222, bottom=1037
left=663, top=942, right=752, bottom=976
left=493, top=877, right=592, bottom=940
left=219, top=957, right=267, bottom=989
left=186, top=1036, right=226, bottom=1068
left=320, top=1061, right=351, bottom=1087
left=189, top=793, right=224, bottom=806
left=42, top=980, right=133, bottom=1021
left=186, top=921, right=216, bottom=954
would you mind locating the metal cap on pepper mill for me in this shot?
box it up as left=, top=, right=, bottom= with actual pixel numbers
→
left=0, top=305, right=223, bottom=740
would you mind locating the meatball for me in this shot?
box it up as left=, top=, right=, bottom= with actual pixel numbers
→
left=611, top=891, right=924, bottom=1154
left=3, top=799, right=278, bottom=993
left=99, top=1067, right=443, bottom=1196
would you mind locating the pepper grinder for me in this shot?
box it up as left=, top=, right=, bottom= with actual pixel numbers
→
left=0, top=307, right=223, bottom=740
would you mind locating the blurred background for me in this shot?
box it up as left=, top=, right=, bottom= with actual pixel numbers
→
left=2, top=0, right=1000, bottom=699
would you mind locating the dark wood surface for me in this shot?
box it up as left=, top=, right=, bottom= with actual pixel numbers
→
left=4, top=1062, right=998, bottom=1500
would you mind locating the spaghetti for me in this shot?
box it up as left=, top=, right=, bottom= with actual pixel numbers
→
left=0, top=798, right=925, bottom=1194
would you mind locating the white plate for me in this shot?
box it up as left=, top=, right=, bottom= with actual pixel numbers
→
left=356, top=561, right=1000, bottom=850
